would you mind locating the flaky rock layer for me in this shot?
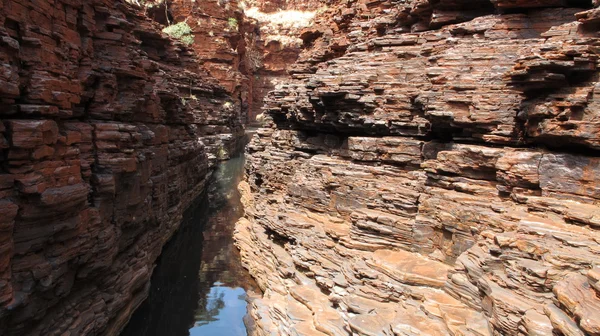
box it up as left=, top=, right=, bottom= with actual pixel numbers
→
left=0, top=0, right=243, bottom=334
left=236, top=0, right=600, bottom=335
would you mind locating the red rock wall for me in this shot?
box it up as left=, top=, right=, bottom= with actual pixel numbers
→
left=236, top=0, right=600, bottom=335
left=140, top=0, right=259, bottom=125
left=243, top=2, right=321, bottom=123
left=166, top=0, right=248, bottom=96
left=0, top=0, right=243, bottom=334
left=163, top=0, right=253, bottom=148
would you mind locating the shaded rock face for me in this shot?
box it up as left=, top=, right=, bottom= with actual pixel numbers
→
left=243, top=1, right=324, bottom=123
left=136, top=0, right=262, bottom=127
left=236, top=0, right=600, bottom=335
left=151, top=0, right=311, bottom=125
left=0, top=0, right=243, bottom=335
left=164, top=0, right=250, bottom=108
left=162, top=0, right=254, bottom=153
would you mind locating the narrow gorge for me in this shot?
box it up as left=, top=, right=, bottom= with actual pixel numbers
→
left=1, top=0, right=600, bottom=335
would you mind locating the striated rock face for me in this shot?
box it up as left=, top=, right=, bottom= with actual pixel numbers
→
left=0, top=0, right=243, bottom=335
left=133, top=0, right=251, bottom=150
left=164, top=0, right=249, bottom=100
left=162, top=0, right=251, bottom=155
left=243, top=1, right=323, bottom=122
left=236, top=0, right=600, bottom=335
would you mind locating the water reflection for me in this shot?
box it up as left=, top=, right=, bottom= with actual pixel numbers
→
left=120, top=154, right=258, bottom=336
left=190, top=286, right=248, bottom=336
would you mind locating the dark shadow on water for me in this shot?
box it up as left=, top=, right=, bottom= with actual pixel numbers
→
left=120, top=154, right=259, bottom=336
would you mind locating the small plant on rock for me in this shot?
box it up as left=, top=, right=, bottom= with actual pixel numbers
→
left=217, top=146, right=228, bottom=160
left=162, top=21, right=194, bottom=46
left=227, top=17, right=238, bottom=30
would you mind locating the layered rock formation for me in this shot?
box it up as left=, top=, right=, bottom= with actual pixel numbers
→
left=162, top=0, right=250, bottom=108
left=243, top=1, right=322, bottom=122
left=0, top=0, right=243, bottom=334
left=236, top=0, right=600, bottom=335
left=133, top=0, right=253, bottom=143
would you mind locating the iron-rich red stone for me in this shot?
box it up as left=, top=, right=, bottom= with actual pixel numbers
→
left=0, top=0, right=243, bottom=334
left=236, top=0, right=600, bottom=335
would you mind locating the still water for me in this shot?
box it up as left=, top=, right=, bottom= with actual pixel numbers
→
left=120, top=154, right=259, bottom=336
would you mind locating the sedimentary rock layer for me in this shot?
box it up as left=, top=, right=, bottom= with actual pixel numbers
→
left=0, top=0, right=243, bottom=334
left=164, top=0, right=252, bottom=109
left=236, top=0, right=600, bottom=335
left=243, top=2, right=320, bottom=123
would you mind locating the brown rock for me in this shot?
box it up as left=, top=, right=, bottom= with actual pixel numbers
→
left=0, top=0, right=244, bottom=334
left=554, top=274, right=600, bottom=336
left=235, top=1, right=600, bottom=335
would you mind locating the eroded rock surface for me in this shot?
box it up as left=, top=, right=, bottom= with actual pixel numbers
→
left=236, top=0, right=600, bottom=335
left=243, top=1, right=322, bottom=123
left=0, top=0, right=243, bottom=334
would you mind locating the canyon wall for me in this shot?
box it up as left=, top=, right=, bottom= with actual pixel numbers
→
left=152, top=0, right=311, bottom=126
left=162, top=0, right=252, bottom=123
left=236, top=0, right=600, bottom=335
left=243, top=0, right=323, bottom=123
left=0, top=0, right=243, bottom=334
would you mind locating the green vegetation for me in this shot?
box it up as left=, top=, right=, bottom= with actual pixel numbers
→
left=162, top=21, right=194, bottom=46
left=227, top=17, right=238, bottom=30
left=217, top=146, right=228, bottom=160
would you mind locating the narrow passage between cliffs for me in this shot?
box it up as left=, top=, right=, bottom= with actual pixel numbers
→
left=119, top=152, right=259, bottom=336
